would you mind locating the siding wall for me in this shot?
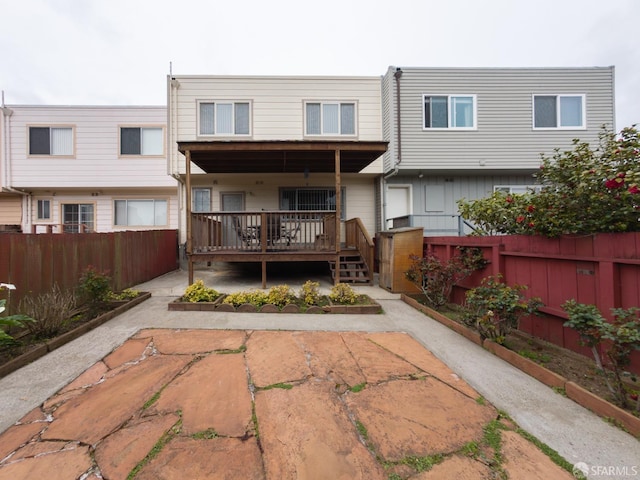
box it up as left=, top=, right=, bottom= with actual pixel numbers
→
left=168, top=75, right=384, bottom=175
left=382, top=67, right=615, bottom=173
left=0, top=194, right=22, bottom=225
left=8, top=106, right=175, bottom=188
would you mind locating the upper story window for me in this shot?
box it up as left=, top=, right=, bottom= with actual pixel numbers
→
left=199, top=101, right=251, bottom=136
left=305, top=102, right=356, bottom=136
left=423, top=95, right=476, bottom=129
left=120, top=127, right=163, bottom=155
left=494, top=185, right=543, bottom=194
left=533, top=95, right=585, bottom=129
left=29, top=127, right=73, bottom=156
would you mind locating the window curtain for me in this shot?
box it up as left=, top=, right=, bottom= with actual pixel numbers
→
left=216, top=103, right=233, bottom=134
left=51, top=127, right=73, bottom=155
left=141, top=128, right=162, bottom=155
left=340, top=104, right=355, bottom=134
left=306, top=103, right=321, bottom=135
left=200, top=103, right=215, bottom=134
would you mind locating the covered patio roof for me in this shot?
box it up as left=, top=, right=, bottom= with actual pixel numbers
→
left=178, top=140, right=388, bottom=174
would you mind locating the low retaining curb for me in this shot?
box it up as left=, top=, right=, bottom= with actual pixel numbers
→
left=0, top=293, right=151, bottom=379
left=401, top=294, right=640, bottom=438
left=168, top=298, right=382, bottom=314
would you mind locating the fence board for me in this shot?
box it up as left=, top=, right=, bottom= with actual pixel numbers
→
left=0, top=230, right=177, bottom=311
left=423, top=233, right=640, bottom=373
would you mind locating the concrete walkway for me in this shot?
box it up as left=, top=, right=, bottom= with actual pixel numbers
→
left=0, top=268, right=638, bottom=478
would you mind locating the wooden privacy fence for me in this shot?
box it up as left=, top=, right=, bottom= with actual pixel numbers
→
left=0, top=230, right=178, bottom=311
left=423, top=233, right=640, bottom=373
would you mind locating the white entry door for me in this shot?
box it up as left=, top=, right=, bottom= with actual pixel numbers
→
left=386, top=185, right=411, bottom=229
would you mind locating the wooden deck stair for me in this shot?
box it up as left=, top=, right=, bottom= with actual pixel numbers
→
left=329, top=249, right=372, bottom=285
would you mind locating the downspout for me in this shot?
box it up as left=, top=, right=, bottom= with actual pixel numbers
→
left=382, top=68, right=402, bottom=228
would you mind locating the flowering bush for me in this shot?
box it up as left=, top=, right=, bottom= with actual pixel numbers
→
left=458, top=126, right=640, bottom=236
left=0, top=283, right=34, bottom=344
left=328, top=283, right=359, bottom=305
left=266, top=284, right=297, bottom=308
left=299, top=280, right=321, bottom=306
left=223, top=290, right=269, bottom=308
left=462, top=275, right=542, bottom=344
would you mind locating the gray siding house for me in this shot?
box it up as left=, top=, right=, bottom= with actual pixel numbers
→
left=381, top=66, right=615, bottom=234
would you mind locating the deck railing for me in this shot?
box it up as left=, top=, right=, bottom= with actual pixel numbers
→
left=191, top=210, right=337, bottom=253
left=345, top=217, right=374, bottom=272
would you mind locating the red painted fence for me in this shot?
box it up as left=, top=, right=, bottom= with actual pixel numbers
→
left=0, top=230, right=178, bottom=311
left=423, top=233, right=640, bottom=373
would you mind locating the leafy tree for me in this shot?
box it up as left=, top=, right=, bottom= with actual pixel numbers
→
left=458, top=126, right=640, bottom=236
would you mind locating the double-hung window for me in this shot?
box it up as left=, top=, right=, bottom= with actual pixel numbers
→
left=423, top=95, right=476, bottom=129
left=533, top=95, right=585, bottom=129
left=29, top=127, right=73, bottom=155
left=199, top=101, right=251, bottom=136
left=37, top=199, right=51, bottom=220
left=120, top=127, right=163, bottom=155
left=305, top=102, right=356, bottom=136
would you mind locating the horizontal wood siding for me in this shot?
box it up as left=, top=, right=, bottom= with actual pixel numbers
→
left=186, top=172, right=377, bottom=235
left=384, top=67, right=615, bottom=172
left=8, top=106, right=174, bottom=188
left=169, top=76, right=383, bottom=175
left=0, top=195, right=22, bottom=224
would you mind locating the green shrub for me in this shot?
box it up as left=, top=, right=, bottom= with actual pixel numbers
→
left=106, top=288, right=140, bottom=301
left=182, top=280, right=220, bottom=303
left=223, top=290, right=269, bottom=308
left=77, top=266, right=112, bottom=316
left=19, top=284, right=77, bottom=339
left=299, top=280, right=321, bottom=306
left=329, top=283, right=358, bottom=305
left=0, top=283, right=34, bottom=345
left=266, top=284, right=296, bottom=308
left=462, top=275, right=542, bottom=344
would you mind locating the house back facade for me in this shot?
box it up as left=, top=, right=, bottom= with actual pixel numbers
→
left=167, top=75, right=385, bottom=244
left=381, top=66, right=615, bottom=234
left=0, top=105, right=178, bottom=233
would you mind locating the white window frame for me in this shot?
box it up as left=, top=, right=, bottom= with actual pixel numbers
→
left=36, top=198, right=52, bottom=221
left=197, top=100, right=252, bottom=137
left=61, top=203, right=95, bottom=233
left=494, top=185, right=543, bottom=194
left=113, top=199, right=168, bottom=227
left=192, top=188, right=212, bottom=213
left=532, top=94, right=586, bottom=130
left=119, top=126, right=164, bottom=156
left=422, top=94, right=477, bottom=130
left=28, top=126, right=74, bottom=156
left=304, top=101, right=357, bottom=137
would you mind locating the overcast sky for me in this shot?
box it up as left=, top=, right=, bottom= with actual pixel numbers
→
left=1, top=0, right=638, bottom=130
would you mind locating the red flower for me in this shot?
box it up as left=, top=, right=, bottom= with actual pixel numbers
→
left=516, top=215, right=525, bottom=223
left=506, top=196, right=513, bottom=204
left=528, top=222, right=535, bottom=228
left=605, top=178, right=625, bottom=189
left=526, top=205, right=535, bottom=213
left=628, top=185, right=640, bottom=194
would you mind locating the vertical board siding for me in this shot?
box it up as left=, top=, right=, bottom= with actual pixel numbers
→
left=423, top=233, right=640, bottom=373
left=0, top=230, right=178, bottom=310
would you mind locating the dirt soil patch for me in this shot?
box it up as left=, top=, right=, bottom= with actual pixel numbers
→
left=420, top=300, right=640, bottom=419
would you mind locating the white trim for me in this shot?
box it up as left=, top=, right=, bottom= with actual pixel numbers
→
left=303, top=100, right=358, bottom=137
left=422, top=94, right=478, bottom=130
left=531, top=94, right=586, bottom=130
left=196, top=99, right=252, bottom=138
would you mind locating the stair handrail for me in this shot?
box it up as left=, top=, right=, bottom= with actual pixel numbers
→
left=345, top=218, right=374, bottom=274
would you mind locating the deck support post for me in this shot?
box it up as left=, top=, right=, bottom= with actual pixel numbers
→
left=262, top=261, right=267, bottom=289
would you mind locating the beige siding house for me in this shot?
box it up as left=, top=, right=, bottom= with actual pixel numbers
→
left=168, top=75, right=387, bottom=285
left=0, top=105, right=178, bottom=233
left=381, top=66, right=616, bottom=233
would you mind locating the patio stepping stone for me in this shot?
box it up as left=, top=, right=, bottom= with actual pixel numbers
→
left=501, top=430, right=575, bottom=479
left=136, top=436, right=264, bottom=480
left=151, top=353, right=252, bottom=436
left=245, top=331, right=312, bottom=387
left=0, top=445, right=91, bottom=480
left=59, top=361, right=108, bottom=393
left=151, top=329, right=246, bottom=354
left=104, top=337, right=151, bottom=369
left=255, top=381, right=387, bottom=479
left=412, top=455, right=493, bottom=478
left=42, top=355, right=190, bottom=444
left=0, top=422, right=45, bottom=462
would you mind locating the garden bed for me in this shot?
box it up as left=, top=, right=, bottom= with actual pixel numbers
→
left=402, top=294, right=640, bottom=437
left=0, top=292, right=150, bottom=379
